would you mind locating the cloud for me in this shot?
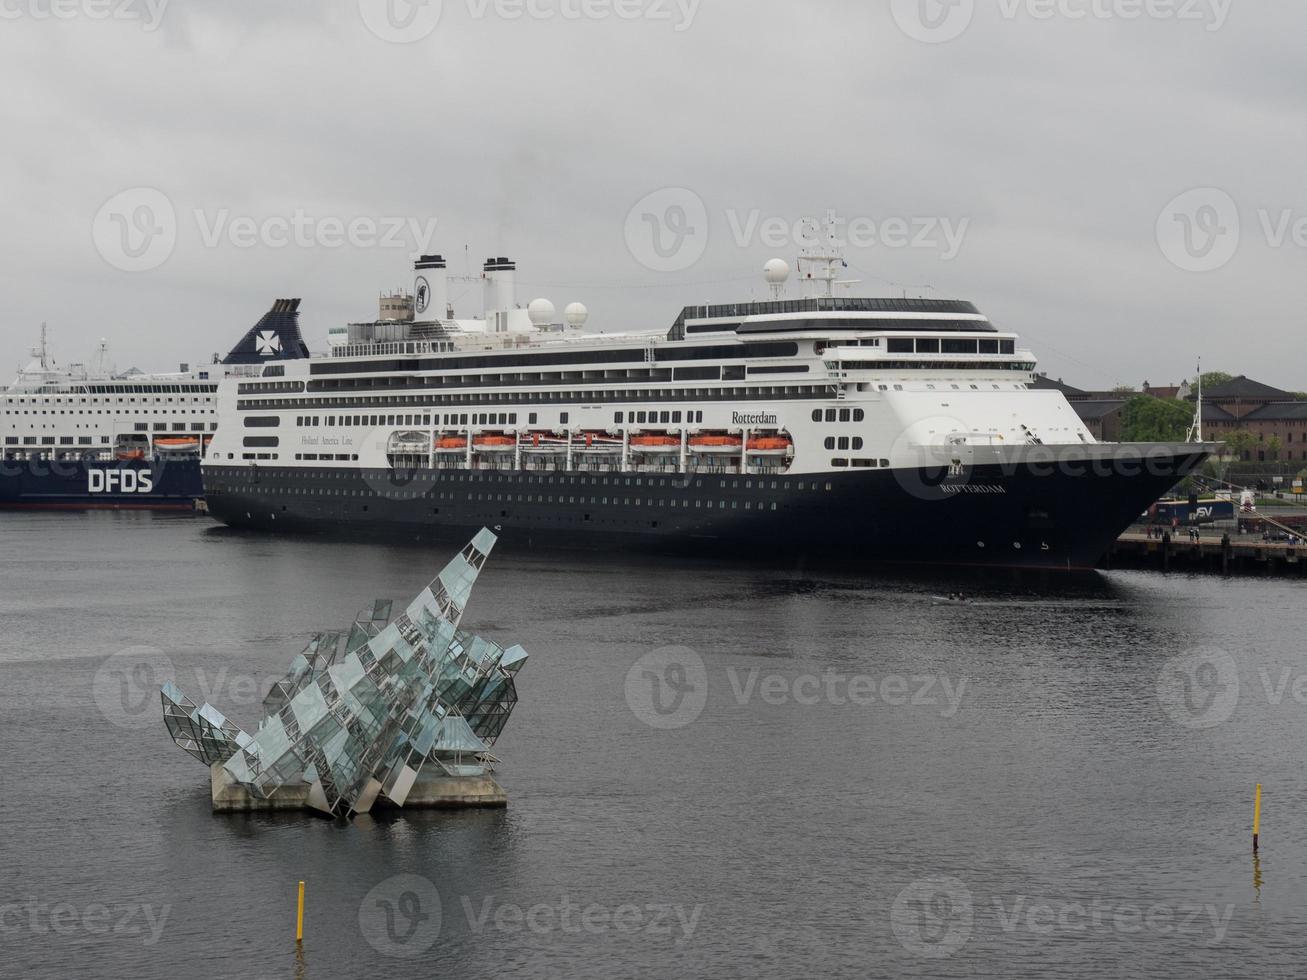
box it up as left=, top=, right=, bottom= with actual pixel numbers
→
left=1, top=0, right=1304, bottom=390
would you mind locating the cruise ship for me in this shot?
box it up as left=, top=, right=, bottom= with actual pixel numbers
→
left=0, top=311, right=308, bottom=509
left=203, top=241, right=1213, bottom=569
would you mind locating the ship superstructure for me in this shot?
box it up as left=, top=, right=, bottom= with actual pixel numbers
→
left=1, top=304, right=308, bottom=509
left=202, top=236, right=1212, bottom=568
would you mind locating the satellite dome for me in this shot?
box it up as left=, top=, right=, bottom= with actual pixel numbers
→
left=764, top=258, right=791, bottom=285
left=564, top=302, right=589, bottom=328
left=527, top=298, right=556, bottom=326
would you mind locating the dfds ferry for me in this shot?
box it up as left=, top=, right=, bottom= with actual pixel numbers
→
left=0, top=311, right=307, bottom=510
left=202, top=236, right=1213, bottom=568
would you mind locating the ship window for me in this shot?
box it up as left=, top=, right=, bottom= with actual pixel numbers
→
left=811, top=409, right=821, bottom=422
left=853, top=409, right=864, bottom=421
left=839, top=409, right=850, bottom=422
left=979, top=339, right=999, bottom=354
left=837, top=437, right=849, bottom=450
left=824, top=437, right=835, bottom=450
left=852, top=437, right=864, bottom=450
left=824, top=409, right=836, bottom=422
left=615, top=412, right=624, bottom=423
left=1000, top=340, right=1015, bottom=355
left=561, top=413, right=570, bottom=424
left=660, top=412, right=670, bottom=423
left=887, top=338, right=913, bottom=354
left=915, top=338, right=940, bottom=353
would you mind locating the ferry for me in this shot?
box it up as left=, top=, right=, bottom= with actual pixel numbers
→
left=202, top=231, right=1214, bottom=568
left=0, top=306, right=308, bottom=510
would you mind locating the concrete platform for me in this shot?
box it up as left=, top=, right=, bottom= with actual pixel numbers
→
left=209, top=764, right=507, bottom=814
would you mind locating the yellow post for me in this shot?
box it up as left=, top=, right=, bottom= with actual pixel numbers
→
left=296, top=881, right=305, bottom=942
left=1253, top=785, right=1263, bottom=852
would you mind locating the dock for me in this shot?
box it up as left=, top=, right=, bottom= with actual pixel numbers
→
left=1106, top=529, right=1307, bottom=576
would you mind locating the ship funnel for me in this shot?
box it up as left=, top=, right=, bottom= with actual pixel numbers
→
left=414, top=254, right=448, bottom=321
left=483, top=257, right=517, bottom=325
left=221, top=298, right=310, bottom=366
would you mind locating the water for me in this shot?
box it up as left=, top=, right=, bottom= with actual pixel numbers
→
left=2, top=511, right=1306, bottom=979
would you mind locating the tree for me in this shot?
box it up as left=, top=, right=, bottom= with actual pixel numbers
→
left=1112, top=384, right=1139, bottom=394
left=1196, top=371, right=1234, bottom=391
left=1223, top=430, right=1259, bottom=460
left=1120, top=395, right=1193, bottom=442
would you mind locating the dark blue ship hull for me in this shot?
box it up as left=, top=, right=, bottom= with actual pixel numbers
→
left=203, top=444, right=1211, bottom=570
left=0, top=456, right=203, bottom=510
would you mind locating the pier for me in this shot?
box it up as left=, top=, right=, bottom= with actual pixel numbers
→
left=1106, top=528, right=1307, bottom=577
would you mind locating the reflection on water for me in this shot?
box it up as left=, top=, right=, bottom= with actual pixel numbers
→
left=2, top=511, right=1306, bottom=979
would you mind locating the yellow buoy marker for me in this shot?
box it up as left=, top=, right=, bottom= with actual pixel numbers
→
left=1253, top=785, right=1263, bottom=853
left=296, top=880, right=305, bottom=942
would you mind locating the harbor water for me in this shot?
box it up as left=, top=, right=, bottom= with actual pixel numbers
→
left=2, top=511, right=1306, bottom=978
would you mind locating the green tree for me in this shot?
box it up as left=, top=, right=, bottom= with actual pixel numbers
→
left=1223, top=430, right=1258, bottom=459
left=1112, top=384, right=1139, bottom=394
left=1120, top=395, right=1192, bottom=442
left=1196, top=371, right=1233, bottom=390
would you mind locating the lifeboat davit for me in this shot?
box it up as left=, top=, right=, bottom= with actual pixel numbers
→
left=574, top=431, right=622, bottom=454
left=630, top=434, right=681, bottom=454
left=472, top=433, right=516, bottom=453
left=688, top=433, right=744, bottom=455
left=520, top=432, right=569, bottom=454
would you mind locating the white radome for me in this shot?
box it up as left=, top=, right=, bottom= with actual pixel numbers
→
left=564, top=302, right=589, bottom=328
left=764, top=258, right=791, bottom=285
left=527, top=298, right=556, bottom=326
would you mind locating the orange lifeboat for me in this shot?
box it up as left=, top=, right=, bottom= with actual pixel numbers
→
left=747, top=435, right=793, bottom=456
left=435, top=434, right=468, bottom=450
left=116, top=449, right=146, bottom=460
left=154, top=437, right=200, bottom=448
left=472, top=433, right=516, bottom=453
left=630, top=434, right=681, bottom=454
left=688, top=433, right=744, bottom=455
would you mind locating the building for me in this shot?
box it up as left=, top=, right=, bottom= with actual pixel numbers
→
left=1071, top=399, right=1128, bottom=441
left=1197, top=377, right=1307, bottom=462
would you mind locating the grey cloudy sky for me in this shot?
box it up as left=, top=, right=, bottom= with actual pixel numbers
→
left=1, top=0, right=1302, bottom=391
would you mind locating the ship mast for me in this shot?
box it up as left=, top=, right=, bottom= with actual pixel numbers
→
left=796, top=210, right=847, bottom=299
left=1186, top=359, right=1203, bottom=443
